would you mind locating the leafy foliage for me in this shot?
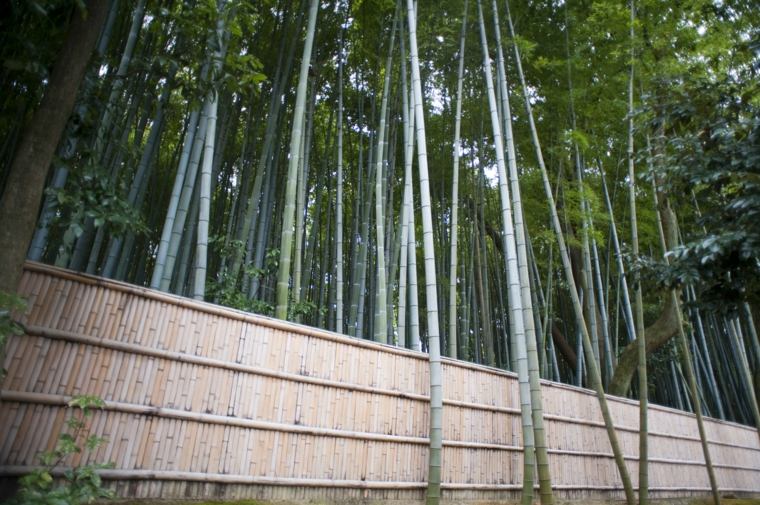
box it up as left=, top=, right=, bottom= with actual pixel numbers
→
left=2, top=396, right=114, bottom=505
left=290, top=300, right=323, bottom=320
left=1, top=0, right=759, bottom=418
left=0, top=291, right=25, bottom=381
left=209, top=244, right=279, bottom=316
left=51, top=166, right=146, bottom=240
left=641, top=77, right=760, bottom=309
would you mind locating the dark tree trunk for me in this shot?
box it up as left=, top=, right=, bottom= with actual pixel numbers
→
left=0, top=0, right=109, bottom=293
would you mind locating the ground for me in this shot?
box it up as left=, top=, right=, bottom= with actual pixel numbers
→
left=108, top=498, right=760, bottom=505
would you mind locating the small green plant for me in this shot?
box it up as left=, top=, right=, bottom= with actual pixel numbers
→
left=290, top=300, right=316, bottom=319
left=248, top=298, right=274, bottom=316
left=3, top=395, right=114, bottom=505
left=0, top=291, right=25, bottom=381
left=207, top=246, right=279, bottom=317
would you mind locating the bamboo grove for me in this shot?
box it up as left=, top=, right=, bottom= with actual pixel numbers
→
left=1, top=0, right=759, bottom=504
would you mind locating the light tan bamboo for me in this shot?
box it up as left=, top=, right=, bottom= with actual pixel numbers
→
left=3, top=263, right=759, bottom=502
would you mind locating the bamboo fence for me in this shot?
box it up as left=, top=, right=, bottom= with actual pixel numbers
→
left=0, top=262, right=758, bottom=502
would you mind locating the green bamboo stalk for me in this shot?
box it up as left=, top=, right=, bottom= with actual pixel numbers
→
left=292, top=85, right=314, bottom=314
left=477, top=2, right=536, bottom=500
left=193, top=80, right=221, bottom=298
left=406, top=0, right=444, bottom=501
left=625, top=3, right=649, bottom=501
left=398, top=33, right=413, bottom=348
left=651, top=184, right=720, bottom=505
left=491, top=0, right=554, bottom=499
left=504, top=1, right=635, bottom=502
left=448, top=0, right=468, bottom=359
left=373, top=7, right=399, bottom=344
left=275, top=0, right=319, bottom=320
left=162, top=102, right=211, bottom=291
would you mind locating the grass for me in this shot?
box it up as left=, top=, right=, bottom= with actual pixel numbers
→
left=112, top=500, right=760, bottom=505
left=113, top=501, right=269, bottom=505
left=690, top=499, right=760, bottom=505
left=110, top=498, right=760, bottom=505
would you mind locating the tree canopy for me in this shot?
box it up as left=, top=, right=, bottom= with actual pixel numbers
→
left=1, top=1, right=759, bottom=489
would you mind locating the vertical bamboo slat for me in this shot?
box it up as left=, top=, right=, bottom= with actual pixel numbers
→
left=2, top=265, right=760, bottom=502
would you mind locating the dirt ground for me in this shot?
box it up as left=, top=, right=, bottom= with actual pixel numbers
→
left=690, top=500, right=760, bottom=505
left=111, top=499, right=760, bottom=505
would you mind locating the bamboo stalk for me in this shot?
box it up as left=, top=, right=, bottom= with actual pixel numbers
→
left=503, top=1, right=635, bottom=501
left=475, top=3, right=536, bottom=500
left=447, top=0, right=469, bottom=359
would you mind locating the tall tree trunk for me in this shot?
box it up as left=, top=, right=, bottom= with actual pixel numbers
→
left=54, top=0, right=148, bottom=268
left=27, top=0, right=121, bottom=263
left=0, top=0, right=109, bottom=294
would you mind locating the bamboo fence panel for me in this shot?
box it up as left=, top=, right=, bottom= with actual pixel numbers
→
left=1, top=262, right=759, bottom=502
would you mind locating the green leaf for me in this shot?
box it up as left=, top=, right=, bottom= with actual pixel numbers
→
left=65, top=417, right=84, bottom=430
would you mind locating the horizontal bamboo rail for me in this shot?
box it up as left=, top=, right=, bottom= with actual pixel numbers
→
left=1, top=262, right=759, bottom=502
left=1, top=466, right=749, bottom=493
left=13, top=326, right=760, bottom=454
